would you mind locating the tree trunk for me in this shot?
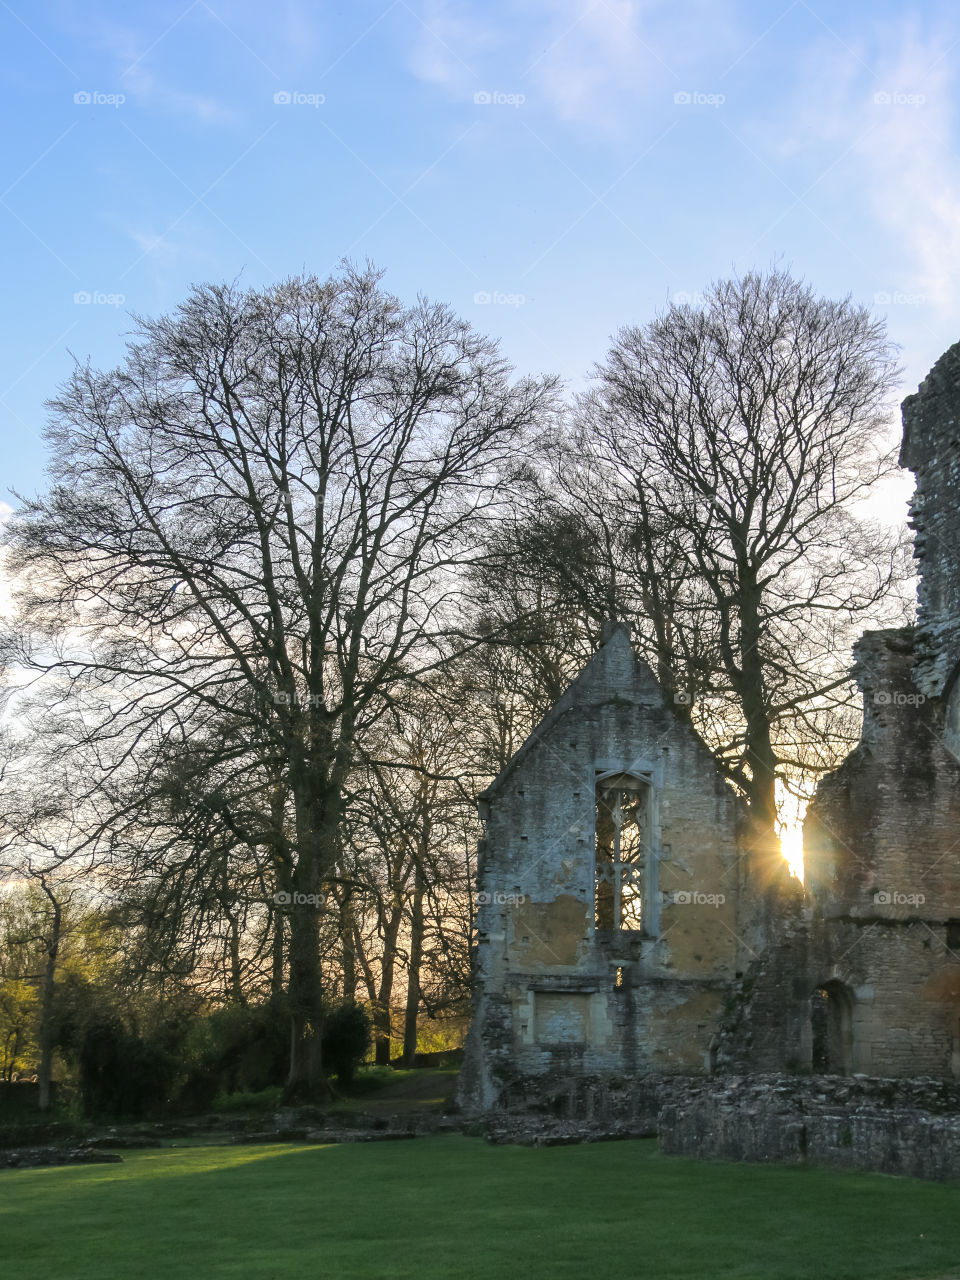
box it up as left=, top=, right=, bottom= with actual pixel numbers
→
left=401, top=862, right=425, bottom=1067
left=285, top=898, right=324, bottom=1096
left=283, top=793, right=329, bottom=1099
left=227, top=911, right=245, bottom=1005
left=374, top=913, right=402, bottom=1067
left=340, top=891, right=356, bottom=1003
left=738, top=574, right=781, bottom=885
left=270, top=905, right=285, bottom=1000
left=37, top=893, right=62, bottom=1113
left=269, top=783, right=289, bottom=1003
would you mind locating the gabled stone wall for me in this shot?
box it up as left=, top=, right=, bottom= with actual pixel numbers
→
left=458, top=624, right=754, bottom=1113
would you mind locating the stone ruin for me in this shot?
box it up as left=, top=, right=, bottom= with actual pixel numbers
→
left=458, top=342, right=960, bottom=1178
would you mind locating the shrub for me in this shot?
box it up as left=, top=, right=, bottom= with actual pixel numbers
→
left=322, top=1002, right=371, bottom=1086
left=177, top=1002, right=288, bottom=1108
left=78, top=1020, right=172, bottom=1119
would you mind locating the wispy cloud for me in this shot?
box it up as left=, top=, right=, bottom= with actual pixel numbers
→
left=121, top=63, right=239, bottom=124
left=523, top=0, right=668, bottom=127
left=405, top=0, right=492, bottom=92
left=526, top=0, right=741, bottom=128
left=79, top=14, right=240, bottom=124
left=405, top=0, right=738, bottom=129
left=778, top=20, right=960, bottom=317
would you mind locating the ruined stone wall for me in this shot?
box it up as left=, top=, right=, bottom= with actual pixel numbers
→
left=807, top=629, right=960, bottom=911
left=806, top=628, right=960, bottom=1076
left=458, top=625, right=753, bottom=1113
left=659, top=1075, right=960, bottom=1181
left=718, top=621, right=960, bottom=1079
left=901, top=342, right=960, bottom=704
left=718, top=916, right=960, bottom=1078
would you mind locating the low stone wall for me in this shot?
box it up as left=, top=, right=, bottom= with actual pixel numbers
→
left=0, top=1146, right=122, bottom=1171
left=658, top=1075, right=960, bottom=1181
left=488, top=1072, right=665, bottom=1137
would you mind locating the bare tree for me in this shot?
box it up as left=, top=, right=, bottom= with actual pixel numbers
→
left=470, top=271, right=908, bottom=874
left=576, top=270, right=908, bottom=861
left=0, top=760, right=90, bottom=1110
left=4, top=265, right=554, bottom=1096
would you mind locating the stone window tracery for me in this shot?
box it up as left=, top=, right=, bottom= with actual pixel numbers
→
left=595, top=773, right=651, bottom=932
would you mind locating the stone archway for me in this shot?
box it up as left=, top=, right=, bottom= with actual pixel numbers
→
left=810, top=980, right=854, bottom=1074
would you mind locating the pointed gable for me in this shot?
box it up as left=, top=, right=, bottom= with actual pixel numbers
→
left=479, top=622, right=664, bottom=800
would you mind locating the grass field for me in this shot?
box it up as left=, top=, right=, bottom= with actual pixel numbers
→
left=2, top=1136, right=959, bottom=1280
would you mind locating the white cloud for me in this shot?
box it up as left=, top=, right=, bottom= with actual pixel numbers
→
left=120, top=62, right=239, bottom=124
left=405, top=0, right=737, bottom=127
left=778, top=22, right=960, bottom=317
left=278, top=0, right=323, bottom=60
left=524, top=0, right=662, bottom=127
left=406, top=0, right=497, bottom=93
left=79, top=15, right=239, bottom=124
left=127, top=227, right=182, bottom=259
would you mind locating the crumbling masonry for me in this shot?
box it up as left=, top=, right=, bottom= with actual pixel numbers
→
left=459, top=342, right=960, bottom=1175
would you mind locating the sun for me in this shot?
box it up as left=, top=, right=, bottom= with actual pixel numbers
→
left=779, top=822, right=805, bottom=882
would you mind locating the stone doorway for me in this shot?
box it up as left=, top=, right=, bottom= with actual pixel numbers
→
left=810, top=980, right=854, bottom=1074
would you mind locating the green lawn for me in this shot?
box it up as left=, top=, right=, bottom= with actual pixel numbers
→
left=2, top=1136, right=958, bottom=1280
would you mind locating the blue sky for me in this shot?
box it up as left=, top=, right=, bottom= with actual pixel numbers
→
left=2, top=0, right=960, bottom=505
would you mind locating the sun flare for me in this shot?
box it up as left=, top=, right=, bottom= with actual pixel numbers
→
left=779, top=822, right=805, bottom=882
